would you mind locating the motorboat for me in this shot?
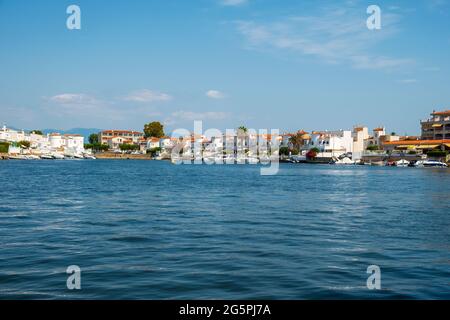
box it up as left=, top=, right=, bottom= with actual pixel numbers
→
left=395, top=159, right=409, bottom=167
left=8, top=155, right=26, bottom=160
left=51, top=152, right=65, bottom=160
left=422, top=160, right=448, bottom=168
left=83, top=154, right=96, bottom=160
left=25, top=155, right=40, bottom=160
left=331, top=157, right=355, bottom=165
left=40, top=154, right=54, bottom=160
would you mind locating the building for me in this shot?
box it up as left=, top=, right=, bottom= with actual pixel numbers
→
left=302, top=130, right=353, bottom=157
left=99, top=130, right=144, bottom=146
left=382, top=139, right=450, bottom=153
left=421, top=110, right=450, bottom=140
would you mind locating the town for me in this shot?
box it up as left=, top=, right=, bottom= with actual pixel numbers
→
left=1, top=109, right=449, bottom=167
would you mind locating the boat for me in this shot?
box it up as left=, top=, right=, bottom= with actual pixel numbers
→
left=25, top=155, right=40, bottom=160
left=40, top=154, right=54, bottom=160
left=331, top=157, right=355, bottom=165
left=83, top=154, right=96, bottom=160
left=395, top=159, right=409, bottom=167
left=248, top=157, right=259, bottom=164
left=51, top=152, right=65, bottom=160
left=422, top=160, right=448, bottom=168
left=8, top=155, right=26, bottom=160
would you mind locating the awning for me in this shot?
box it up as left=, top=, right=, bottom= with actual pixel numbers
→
left=432, top=124, right=443, bottom=128
left=416, top=145, right=439, bottom=149
left=445, top=144, right=450, bottom=148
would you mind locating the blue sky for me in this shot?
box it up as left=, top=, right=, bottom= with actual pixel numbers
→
left=0, top=0, right=449, bottom=135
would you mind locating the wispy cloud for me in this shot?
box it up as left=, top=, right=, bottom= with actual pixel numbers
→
left=206, top=90, right=226, bottom=99
left=124, top=89, right=172, bottom=103
left=221, top=0, right=248, bottom=6
left=171, top=111, right=228, bottom=121
left=48, top=93, right=99, bottom=105
left=235, top=5, right=414, bottom=70
left=398, top=78, right=418, bottom=84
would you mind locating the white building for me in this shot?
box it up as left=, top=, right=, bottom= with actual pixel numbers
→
left=303, top=130, right=353, bottom=157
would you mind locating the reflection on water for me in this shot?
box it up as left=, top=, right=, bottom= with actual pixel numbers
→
left=0, top=161, right=449, bottom=299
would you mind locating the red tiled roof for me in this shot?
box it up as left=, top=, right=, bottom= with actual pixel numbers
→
left=101, top=130, right=143, bottom=135
left=383, top=139, right=450, bottom=146
left=432, top=110, right=450, bottom=116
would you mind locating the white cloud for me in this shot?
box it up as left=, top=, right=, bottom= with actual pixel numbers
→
left=124, top=89, right=172, bottom=103
left=235, top=5, right=414, bottom=70
left=221, top=0, right=247, bottom=6
left=48, top=93, right=98, bottom=105
left=169, top=110, right=229, bottom=122
left=206, top=90, right=226, bottom=99
left=398, top=79, right=418, bottom=84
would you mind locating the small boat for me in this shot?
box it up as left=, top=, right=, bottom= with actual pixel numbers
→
left=40, top=154, right=54, bottom=160
left=422, top=160, right=448, bottom=168
left=25, top=155, right=40, bottom=160
left=248, top=157, right=259, bottom=164
left=8, top=155, right=26, bottom=160
left=83, top=154, right=96, bottom=160
left=331, top=157, right=355, bottom=165
left=51, top=152, right=65, bottom=160
left=396, top=159, right=409, bottom=167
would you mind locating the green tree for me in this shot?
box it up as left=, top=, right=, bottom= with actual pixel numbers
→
left=279, top=146, right=290, bottom=156
left=238, top=126, right=248, bottom=133
left=18, top=140, right=31, bottom=148
left=144, top=122, right=165, bottom=138
left=119, top=144, right=139, bottom=151
left=289, top=131, right=306, bottom=150
left=30, top=130, right=43, bottom=135
left=0, top=142, right=10, bottom=153
left=89, top=133, right=99, bottom=144
left=366, top=145, right=379, bottom=151
left=147, top=147, right=162, bottom=156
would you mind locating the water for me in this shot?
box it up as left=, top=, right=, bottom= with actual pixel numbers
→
left=0, top=160, right=449, bottom=299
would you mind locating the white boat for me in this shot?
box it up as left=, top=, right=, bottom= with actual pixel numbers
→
left=8, top=155, right=26, bottom=160
left=40, top=154, right=54, bottom=160
left=248, top=157, right=259, bottom=164
left=83, top=154, right=96, bottom=160
left=333, top=157, right=355, bottom=165
left=423, top=160, right=448, bottom=168
left=51, top=152, right=65, bottom=160
left=25, top=155, right=40, bottom=160
left=396, top=159, right=409, bottom=167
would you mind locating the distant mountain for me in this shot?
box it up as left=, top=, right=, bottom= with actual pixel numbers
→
left=41, top=128, right=103, bottom=140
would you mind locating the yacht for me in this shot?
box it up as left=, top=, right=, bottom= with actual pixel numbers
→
left=414, top=160, right=448, bottom=168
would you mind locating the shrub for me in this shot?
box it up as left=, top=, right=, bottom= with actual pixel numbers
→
left=0, top=142, right=10, bottom=153
left=427, top=150, right=448, bottom=158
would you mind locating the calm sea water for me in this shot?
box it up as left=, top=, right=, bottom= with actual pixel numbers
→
left=0, top=160, right=449, bottom=300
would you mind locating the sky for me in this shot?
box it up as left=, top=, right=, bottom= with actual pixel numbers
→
left=0, top=0, right=449, bottom=135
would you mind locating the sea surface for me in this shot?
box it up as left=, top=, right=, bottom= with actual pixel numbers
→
left=0, top=160, right=449, bottom=299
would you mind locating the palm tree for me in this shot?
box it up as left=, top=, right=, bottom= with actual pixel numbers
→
left=238, top=126, right=248, bottom=133
left=289, top=131, right=305, bottom=151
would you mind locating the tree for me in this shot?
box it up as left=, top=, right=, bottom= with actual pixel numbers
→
left=0, top=142, right=9, bottom=153
left=31, top=130, right=43, bottom=135
left=119, top=144, right=139, bottom=151
left=238, top=126, right=248, bottom=133
left=144, top=122, right=164, bottom=138
left=366, top=145, right=379, bottom=151
left=89, top=133, right=99, bottom=144
left=289, top=131, right=306, bottom=150
left=306, top=148, right=319, bottom=159
left=147, top=147, right=161, bottom=157
left=84, top=143, right=109, bottom=152
left=18, top=140, right=31, bottom=148
left=279, top=147, right=290, bottom=156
